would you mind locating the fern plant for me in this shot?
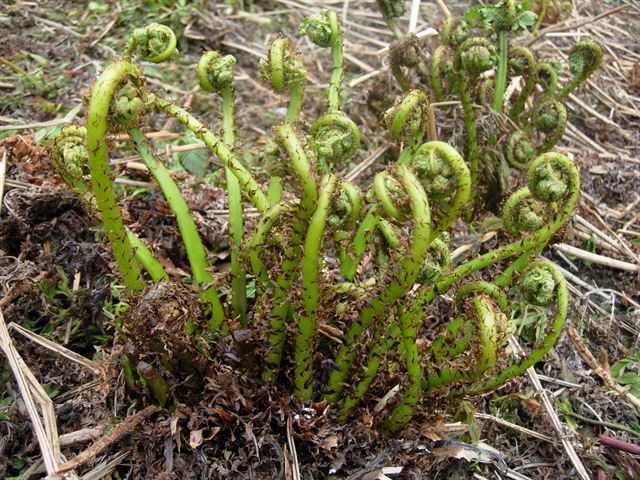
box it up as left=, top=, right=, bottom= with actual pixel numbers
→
left=383, top=0, right=601, bottom=214
left=52, top=12, right=580, bottom=433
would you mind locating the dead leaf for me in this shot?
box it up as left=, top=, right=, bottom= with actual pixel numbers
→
left=320, top=435, right=338, bottom=451
left=432, top=440, right=508, bottom=473
left=189, top=429, right=204, bottom=449
left=360, top=466, right=403, bottom=480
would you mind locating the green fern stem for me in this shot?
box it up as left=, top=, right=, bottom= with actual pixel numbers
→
left=532, top=0, right=549, bottom=36
left=300, top=10, right=343, bottom=112
left=245, top=202, right=290, bottom=281
left=130, top=129, right=225, bottom=331
left=196, top=50, right=248, bottom=325
left=262, top=125, right=318, bottom=381
left=376, top=0, right=406, bottom=38
left=151, top=96, right=269, bottom=215
left=276, top=123, right=318, bottom=215
left=460, top=86, right=479, bottom=203
left=294, top=173, right=337, bottom=399
left=337, top=318, right=400, bottom=419
left=430, top=46, right=449, bottom=103
left=86, top=61, right=144, bottom=292
left=221, top=87, right=248, bottom=325
left=492, top=31, right=508, bottom=113
left=262, top=208, right=307, bottom=382
left=508, top=46, right=537, bottom=121
left=328, top=13, right=343, bottom=112
left=325, top=165, right=431, bottom=407
left=339, top=205, right=379, bottom=281
left=126, top=232, right=168, bottom=282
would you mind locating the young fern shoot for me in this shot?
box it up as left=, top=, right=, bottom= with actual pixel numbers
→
left=198, top=51, right=248, bottom=326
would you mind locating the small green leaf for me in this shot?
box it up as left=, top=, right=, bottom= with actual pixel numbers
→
left=179, top=148, right=210, bottom=176
left=514, top=11, right=538, bottom=32
left=611, top=352, right=640, bottom=397
left=463, top=5, right=485, bottom=27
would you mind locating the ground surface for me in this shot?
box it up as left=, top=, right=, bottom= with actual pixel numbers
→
left=0, top=1, right=639, bottom=479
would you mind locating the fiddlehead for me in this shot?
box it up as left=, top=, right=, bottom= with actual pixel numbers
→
left=123, top=23, right=177, bottom=63
left=532, top=100, right=567, bottom=153
left=310, top=112, right=360, bottom=171
left=384, top=89, right=430, bottom=158
left=300, top=10, right=343, bottom=113
left=535, top=61, right=559, bottom=100
left=111, top=78, right=147, bottom=131
left=497, top=151, right=579, bottom=283
left=384, top=279, right=509, bottom=432
left=197, top=50, right=248, bottom=326
left=197, top=51, right=236, bottom=93
left=51, top=126, right=168, bottom=282
left=430, top=46, right=452, bottom=103
left=402, top=153, right=578, bottom=360
left=51, top=126, right=90, bottom=198
left=417, top=236, right=452, bottom=284
left=455, top=38, right=497, bottom=79
left=502, top=187, right=547, bottom=235
left=84, top=23, right=178, bottom=288
left=409, top=141, right=470, bottom=240
left=465, top=259, right=568, bottom=395
left=259, top=37, right=307, bottom=123
left=528, top=151, right=579, bottom=204
left=504, top=130, right=535, bottom=170
left=508, top=46, right=538, bottom=121
left=454, top=38, right=496, bottom=205
left=424, top=281, right=512, bottom=394
left=556, top=41, right=603, bottom=100
left=329, top=180, right=362, bottom=230
left=441, top=16, right=469, bottom=48
left=376, top=0, right=405, bottom=20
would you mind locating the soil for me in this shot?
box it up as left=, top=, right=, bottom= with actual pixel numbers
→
left=1, top=1, right=639, bottom=480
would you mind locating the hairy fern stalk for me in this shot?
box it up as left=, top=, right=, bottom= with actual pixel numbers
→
left=51, top=5, right=593, bottom=433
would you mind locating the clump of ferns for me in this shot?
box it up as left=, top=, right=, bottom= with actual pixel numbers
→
left=378, top=0, right=601, bottom=213
left=52, top=12, right=578, bottom=433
